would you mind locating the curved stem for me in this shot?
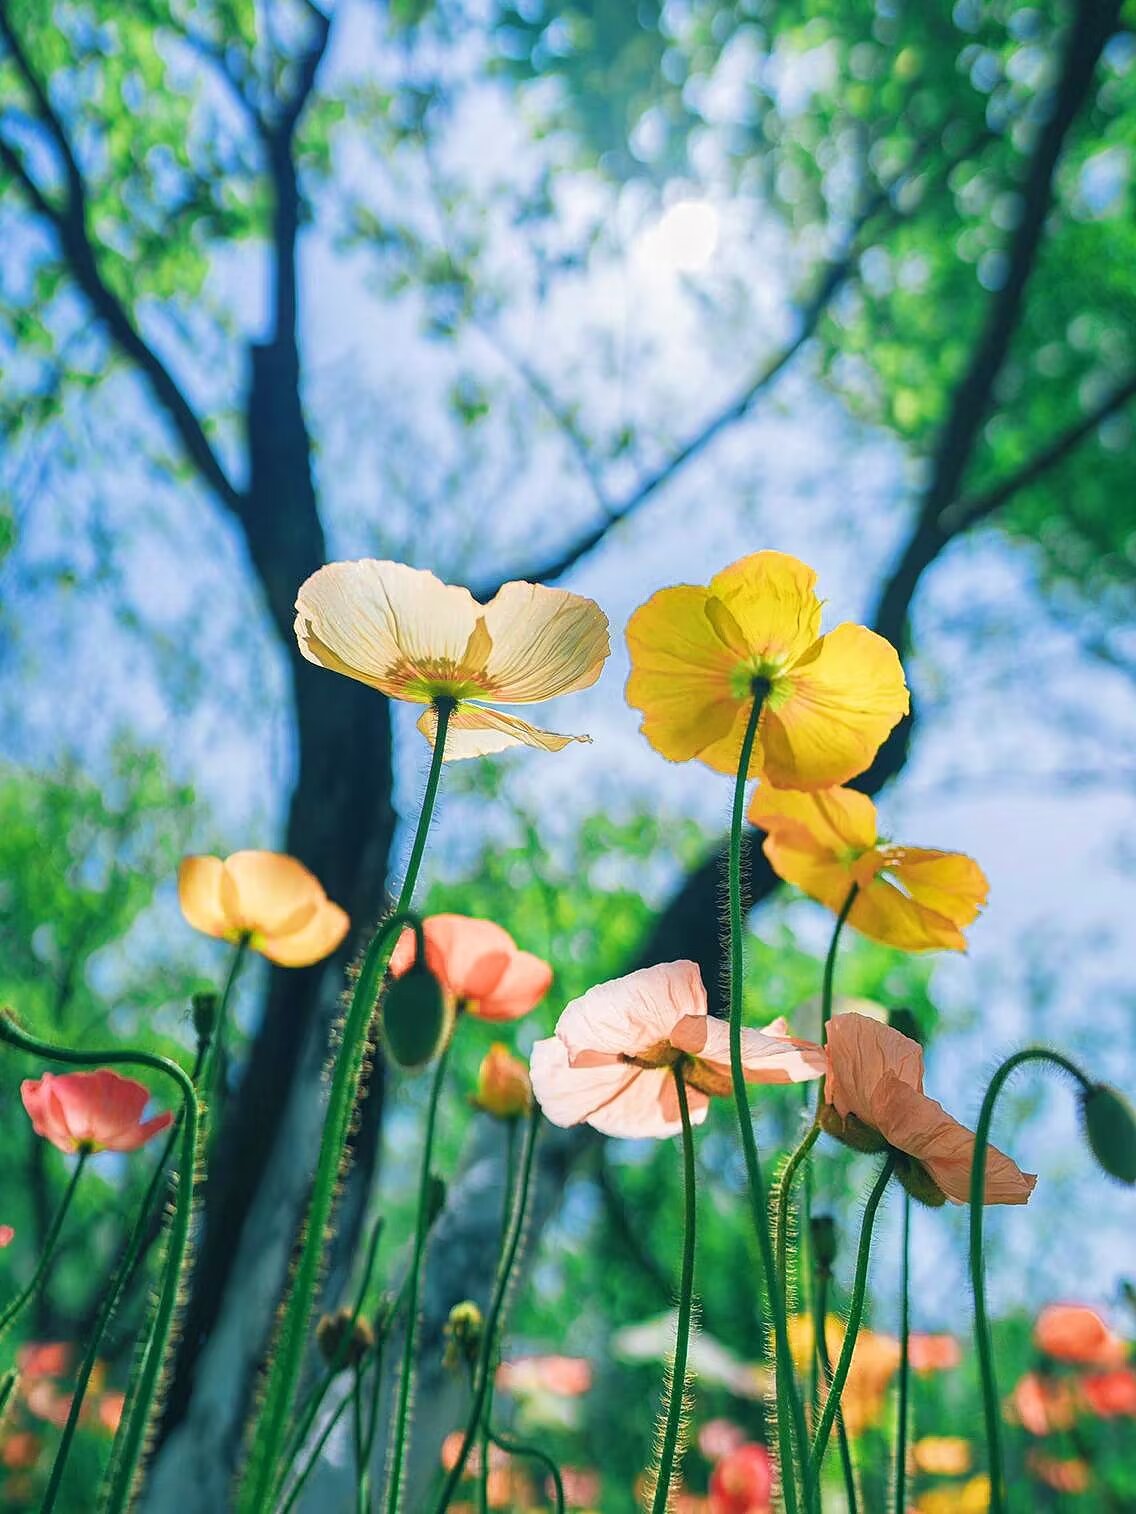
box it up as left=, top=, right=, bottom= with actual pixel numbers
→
left=0, top=1150, right=87, bottom=1341
left=808, top=1155, right=894, bottom=1479
left=240, top=702, right=452, bottom=1514
left=969, top=1048, right=1090, bottom=1514
left=486, top=1423, right=565, bottom=1514
left=650, top=1067, right=697, bottom=1514
left=774, top=1123, right=820, bottom=1287
left=813, top=1270, right=857, bottom=1514
left=727, top=693, right=808, bottom=1513
left=894, top=1193, right=911, bottom=1514
left=820, top=885, right=858, bottom=1044
left=432, top=1104, right=541, bottom=1514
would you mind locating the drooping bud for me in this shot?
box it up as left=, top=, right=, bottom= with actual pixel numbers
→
left=192, top=991, right=218, bottom=1050
left=381, top=958, right=452, bottom=1071
left=471, top=1043, right=531, bottom=1120
left=810, top=1215, right=837, bottom=1275
left=888, top=1007, right=923, bottom=1046
left=443, top=1300, right=483, bottom=1372
left=1081, top=1083, right=1136, bottom=1186
left=315, top=1307, right=375, bottom=1370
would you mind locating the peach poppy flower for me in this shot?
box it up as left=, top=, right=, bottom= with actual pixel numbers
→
left=472, top=1043, right=532, bottom=1118
left=749, top=786, right=988, bottom=952
left=295, top=559, right=609, bottom=760
left=913, top=1436, right=972, bottom=1476
left=178, top=849, right=348, bottom=967
left=390, top=914, right=552, bottom=1021
left=1006, top=1372, right=1079, bottom=1436
left=496, top=1355, right=592, bottom=1398
left=0, top=1225, right=13, bottom=1248
left=908, top=1333, right=962, bottom=1373
left=1034, top=1304, right=1127, bottom=1366
left=1080, top=1367, right=1136, bottom=1417
left=1027, top=1453, right=1091, bottom=1494
left=530, top=961, right=825, bottom=1139
left=708, top=1442, right=773, bottom=1514
left=822, top=1013, right=1036, bottom=1205
left=625, top=551, right=908, bottom=789
left=21, top=1071, right=172, bottom=1155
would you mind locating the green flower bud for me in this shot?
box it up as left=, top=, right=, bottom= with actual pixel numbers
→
left=443, top=1300, right=483, bottom=1372
left=315, top=1307, right=374, bottom=1369
left=888, top=1007, right=923, bottom=1045
left=1081, top=1083, right=1136, bottom=1186
left=381, top=962, right=452, bottom=1070
left=810, top=1215, right=837, bottom=1273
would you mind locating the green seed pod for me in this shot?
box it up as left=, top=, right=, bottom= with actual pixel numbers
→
left=191, top=991, right=218, bottom=1048
left=381, top=963, right=452, bottom=1070
left=810, top=1215, right=837, bottom=1273
left=1081, top=1083, right=1136, bottom=1186
left=443, top=1300, right=483, bottom=1372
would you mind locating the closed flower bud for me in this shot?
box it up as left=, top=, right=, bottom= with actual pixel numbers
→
left=192, top=991, right=218, bottom=1048
left=315, top=1307, right=374, bottom=1370
left=810, top=1215, right=837, bottom=1273
left=888, top=1007, right=923, bottom=1045
left=443, top=1300, right=483, bottom=1372
left=381, top=960, right=452, bottom=1070
left=1081, top=1083, right=1136, bottom=1186
left=472, top=1043, right=531, bottom=1120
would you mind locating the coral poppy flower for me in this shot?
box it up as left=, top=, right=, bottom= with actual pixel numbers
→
left=749, top=786, right=988, bottom=952
left=472, top=1044, right=532, bottom=1118
left=390, top=914, right=552, bottom=1021
left=18, top=1343, right=70, bottom=1378
left=0, top=1225, right=13, bottom=1248
left=1034, top=1303, right=1127, bottom=1366
left=913, top=1437, right=972, bottom=1476
left=530, top=961, right=825, bottom=1139
left=1027, top=1454, right=1091, bottom=1494
left=908, top=1333, right=962, bottom=1373
left=1081, top=1368, right=1136, bottom=1417
left=295, top=559, right=610, bottom=759
left=1007, top=1372, right=1079, bottom=1436
left=21, top=1071, right=172, bottom=1155
left=709, top=1442, right=773, bottom=1514
left=178, top=850, right=349, bottom=968
left=822, top=1013, right=1036, bottom=1205
left=625, top=551, right=908, bottom=789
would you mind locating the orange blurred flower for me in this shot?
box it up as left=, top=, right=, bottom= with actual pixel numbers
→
left=0, top=1225, right=13, bottom=1248
left=708, top=1442, right=773, bottom=1514
left=908, top=1333, right=962, bottom=1373
left=1027, top=1453, right=1091, bottom=1494
left=915, top=1477, right=990, bottom=1514
left=1006, top=1372, right=1079, bottom=1436
left=1034, top=1304, right=1127, bottom=1366
left=822, top=1014, right=1036, bottom=1205
left=472, top=1043, right=532, bottom=1119
left=787, top=1315, right=899, bottom=1435
left=749, top=787, right=987, bottom=952
left=178, top=850, right=348, bottom=967
left=530, top=961, right=823, bottom=1139
left=913, top=1436, right=972, bottom=1476
left=1081, top=1367, right=1136, bottom=1417
left=97, top=1391, right=126, bottom=1433
left=1, top=1432, right=41, bottom=1470
left=17, top=1342, right=70, bottom=1378
left=21, top=1070, right=172, bottom=1155
left=390, top=914, right=551, bottom=1022
left=295, top=559, right=609, bottom=759
left=496, top=1355, right=593, bottom=1397
left=625, top=550, right=908, bottom=789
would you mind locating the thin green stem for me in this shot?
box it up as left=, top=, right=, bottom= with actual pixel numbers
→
left=386, top=1036, right=454, bottom=1514
left=809, top=1156, right=895, bottom=1479
left=820, top=885, right=858, bottom=1045
left=431, top=1104, right=540, bottom=1514
left=774, top=1123, right=820, bottom=1287
left=727, top=692, right=808, bottom=1513
left=969, top=1048, right=1090, bottom=1514
left=895, top=1193, right=911, bottom=1514
left=240, top=701, right=452, bottom=1514
left=813, top=1271, right=857, bottom=1514
left=352, top=1361, right=368, bottom=1514
left=361, top=1272, right=413, bottom=1474
left=486, top=1424, right=565, bottom=1514
left=0, top=1150, right=87, bottom=1340
left=201, top=936, right=249, bottom=1132
left=478, top=1120, right=517, bottom=1514
left=279, top=1389, right=353, bottom=1514
left=650, top=1067, right=697, bottom=1514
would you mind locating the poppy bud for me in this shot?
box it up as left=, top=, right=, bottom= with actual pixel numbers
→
left=443, top=1300, right=483, bottom=1372
left=1081, top=1083, right=1136, bottom=1186
left=315, top=1307, right=374, bottom=1369
left=192, top=991, right=218, bottom=1049
left=888, top=1007, right=923, bottom=1045
left=381, top=960, right=452, bottom=1070
left=471, top=1044, right=531, bottom=1120
left=810, top=1215, right=837, bottom=1274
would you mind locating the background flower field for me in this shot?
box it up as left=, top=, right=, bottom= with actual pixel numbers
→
left=1, top=0, right=1135, bottom=1510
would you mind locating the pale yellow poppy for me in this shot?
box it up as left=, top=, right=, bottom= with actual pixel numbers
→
left=178, top=850, right=348, bottom=967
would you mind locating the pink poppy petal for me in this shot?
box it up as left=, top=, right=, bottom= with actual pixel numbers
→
left=671, top=1015, right=826, bottom=1084
left=476, top=951, right=553, bottom=1021
left=556, top=961, right=707, bottom=1064
left=877, top=1077, right=1036, bottom=1205
left=824, top=1012, right=924, bottom=1121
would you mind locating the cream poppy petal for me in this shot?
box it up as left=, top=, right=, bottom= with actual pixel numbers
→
left=416, top=704, right=590, bottom=760
left=530, top=1036, right=640, bottom=1128
left=556, top=961, right=707, bottom=1063
left=708, top=551, right=822, bottom=667
left=671, top=1015, right=826, bottom=1083
left=588, top=1063, right=708, bottom=1139
left=481, top=582, right=610, bottom=702
left=178, top=856, right=232, bottom=939
left=222, top=851, right=324, bottom=936
left=259, top=901, right=350, bottom=967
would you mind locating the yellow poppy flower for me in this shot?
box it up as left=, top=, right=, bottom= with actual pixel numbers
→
left=914, top=1437, right=973, bottom=1477
left=294, top=560, right=609, bottom=760
left=625, top=550, right=908, bottom=788
left=916, top=1476, right=991, bottom=1514
left=178, top=850, right=349, bottom=967
left=749, top=785, right=988, bottom=952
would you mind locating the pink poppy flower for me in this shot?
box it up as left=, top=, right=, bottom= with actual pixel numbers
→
left=18, top=1343, right=70, bottom=1379
left=1081, top=1368, right=1136, bottom=1418
left=1034, top=1304, right=1127, bottom=1366
left=0, top=1226, right=13, bottom=1248
left=822, top=1013, right=1036, bottom=1205
left=908, top=1333, right=962, bottom=1373
left=709, top=1442, right=774, bottom=1514
left=530, top=961, right=824, bottom=1139
left=389, top=914, right=552, bottom=1022
left=496, top=1355, right=592, bottom=1398
left=20, top=1070, right=173, bottom=1155
left=1007, top=1373, right=1078, bottom=1436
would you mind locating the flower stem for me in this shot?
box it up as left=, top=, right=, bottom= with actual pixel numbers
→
left=813, top=1268, right=857, bottom=1514
left=432, top=1104, right=540, bottom=1514
left=649, top=1066, right=697, bottom=1514
left=970, top=1048, right=1090, bottom=1514
left=820, top=885, right=858, bottom=1045
left=808, top=1154, right=895, bottom=1480
left=0, top=1149, right=87, bottom=1341
left=894, top=1192, right=911, bottom=1514
left=201, top=936, right=249, bottom=1135
left=773, top=1122, right=820, bottom=1288
left=728, top=693, right=808, bottom=1513
left=478, top=1119, right=517, bottom=1514
left=486, top=1423, right=565, bottom=1514
left=241, top=701, right=452, bottom=1513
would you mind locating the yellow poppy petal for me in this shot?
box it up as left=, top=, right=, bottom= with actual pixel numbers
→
left=887, top=848, right=988, bottom=927
left=222, top=851, right=323, bottom=936
left=178, top=856, right=232, bottom=940
left=481, top=582, right=610, bottom=702
left=259, top=900, right=350, bottom=967
left=760, top=832, right=862, bottom=917
left=708, top=550, right=822, bottom=669
left=625, top=585, right=744, bottom=764
left=749, top=784, right=878, bottom=854
left=849, top=877, right=973, bottom=952
left=417, top=704, right=590, bottom=760
left=294, top=559, right=484, bottom=701
left=760, top=622, right=909, bottom=790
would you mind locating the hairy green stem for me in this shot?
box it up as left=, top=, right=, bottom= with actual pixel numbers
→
left=432, top=1103, right=540, bottom=1514
left=809, top=1155, right=895, bottom=1479
left=650, top=1067, right=697, bottom=1514
left=813, top=1270, right=857, bottom=1514
left=201, top=936, right=249, bottom=1136
left=486, top=1423, right=565, bottom=1514
left=0, top=1150, right=87, bottom=1341
left=894, top=1193, right=911, bottom=1514
left=478, top=1119, right=517, bottom=1514
left=820, top=885, right=858, bottom=1044
left=727, top=692, right=808, bottom=1513
left=774, top=1123, right=820, bottom=1288
left=241, top=699, right=452, bottom=1513
left=352, top=1360, right=368, bottom=1514
left=280, top=1390, right=353, bottom=1514
left=969, top=1048, right=1090, bottom=1514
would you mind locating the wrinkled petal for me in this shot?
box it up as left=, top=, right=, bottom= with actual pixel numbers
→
left=877, top=1076, right=1036, bottom=1205
left=222, top=851, right=323, bottom=937
left=530, top=1037, right=708, bottom=1139
left=478, top=950, right=553, bottom=1021
left=886, top=849, right=988, bottom=929
left=417, top=704, right=589, bottom=760
left=391, top=915, right=515, bottom=996
left=482, top=582, right=610, bottom=702
left=760, top=623, right=909, bottom=790
left=749, top=784, right=878, bottom=854
left=670, top=1015, right=825, bottom=1084
left=555, top=961, right=706, bottom=1064
left=178, top=856, right=232, bottom=940
left=708, top=551, right=822, bottom=669
left=824, top=1012, right=924, bottom=1121
left=260, top=900, right=350, bottom=967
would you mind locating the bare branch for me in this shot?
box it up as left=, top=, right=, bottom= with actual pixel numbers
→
left=275, top=2, right=331, bottom=142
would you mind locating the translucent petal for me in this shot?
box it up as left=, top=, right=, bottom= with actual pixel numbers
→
left=482, top=581, right=610, bottom=703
